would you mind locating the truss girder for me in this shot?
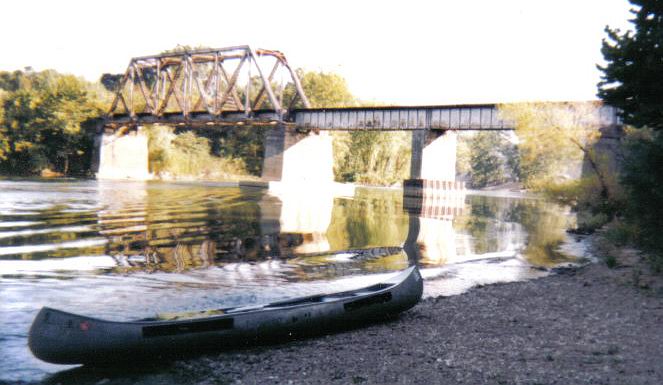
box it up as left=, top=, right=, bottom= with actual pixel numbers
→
left=107, top=45, right=310, bottom=120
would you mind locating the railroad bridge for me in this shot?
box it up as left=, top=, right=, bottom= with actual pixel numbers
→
left=95, top=45, right=620, bottom=191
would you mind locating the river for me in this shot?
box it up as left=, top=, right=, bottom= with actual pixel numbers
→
left=0, top=179, right=582, bottom=382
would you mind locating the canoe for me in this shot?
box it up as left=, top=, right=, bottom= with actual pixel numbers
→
left=29, top=266, right=423, bottom=365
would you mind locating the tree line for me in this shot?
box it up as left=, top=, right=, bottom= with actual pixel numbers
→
left=0, top=65, right=412, bottom=184
left=0, top=69, right=110, bottom=176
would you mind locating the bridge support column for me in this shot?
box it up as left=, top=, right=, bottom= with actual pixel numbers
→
left=94, top=126, right=151, bottom=180
left=261, top=125, right=334, bottom=185
left=406, top=129, right=463, bottom=197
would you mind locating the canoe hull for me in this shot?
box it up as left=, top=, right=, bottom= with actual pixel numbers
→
left=29, top=266, right=423, bottom=364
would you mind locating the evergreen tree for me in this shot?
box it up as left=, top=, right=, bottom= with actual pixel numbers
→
left=598, top=0, right=663, bottom=129
left=599, top=1, right=663, bottom=269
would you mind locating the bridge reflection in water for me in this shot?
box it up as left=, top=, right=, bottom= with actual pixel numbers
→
left=87, top=182, right=578, bottom=294
left=92, top=182, right=409, bottom=280
left=0, top=181, right=578, bottom=288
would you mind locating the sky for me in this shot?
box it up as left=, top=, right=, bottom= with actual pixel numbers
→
left=0, top=0, right=634, bottom=105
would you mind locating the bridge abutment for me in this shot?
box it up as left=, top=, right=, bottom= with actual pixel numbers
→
left=94, top=126, right=152, bottom=180
left=261, top=125, right=334, bottom=185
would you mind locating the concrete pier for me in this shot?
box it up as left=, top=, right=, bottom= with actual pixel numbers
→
left=408, top=130, right=459, bottom=187
left=405, top=129, right=463, bottom=203
left=94, top=127, right=151, bottom=180
left=262, top=125, right=334, bottom=184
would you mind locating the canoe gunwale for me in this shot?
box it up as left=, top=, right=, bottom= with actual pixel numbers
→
left=39, top=266, right=416, bottom=327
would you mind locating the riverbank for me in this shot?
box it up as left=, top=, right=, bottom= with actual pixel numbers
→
left=30, top=252, right=663, bottom=385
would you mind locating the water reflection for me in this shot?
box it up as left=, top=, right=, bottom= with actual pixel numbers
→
left=412, top=193, right=578, bottom=297
left=0, top=181, right=579, bottom=298
left=259, top=186, right=335, bottom=254
left=0, top=180, right=580, bottom=383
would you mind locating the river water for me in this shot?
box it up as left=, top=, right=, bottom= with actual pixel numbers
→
left=0, top=179, right=582, bottom=382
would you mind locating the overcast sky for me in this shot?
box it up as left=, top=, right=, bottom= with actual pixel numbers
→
left=1, top=0, right=633, bottom=105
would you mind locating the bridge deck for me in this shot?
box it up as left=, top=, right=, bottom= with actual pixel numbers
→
left=292, top=104, right=512, bottom=130
left=104, top=104, right=621, bottom=131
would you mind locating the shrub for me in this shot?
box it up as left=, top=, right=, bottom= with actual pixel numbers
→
left=146, top=125, right=251, bottom=180
left=620, top=130, right=663, bottom=269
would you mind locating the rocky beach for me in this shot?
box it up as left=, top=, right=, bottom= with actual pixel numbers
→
left=30, top=251, right=663, bottom=385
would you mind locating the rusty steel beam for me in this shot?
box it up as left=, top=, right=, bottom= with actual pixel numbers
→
left=108, top=45, right=308, bottom=122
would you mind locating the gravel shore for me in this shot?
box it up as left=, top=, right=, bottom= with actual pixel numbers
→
left=31, top=259, right=663, bottom=385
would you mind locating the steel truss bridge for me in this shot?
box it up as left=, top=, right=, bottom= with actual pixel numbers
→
left=105, top=45, right=620, bottom=131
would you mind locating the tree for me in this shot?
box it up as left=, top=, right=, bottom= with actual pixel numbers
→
left=299, top=71, right=356, bottom=108
left=598, top=0, right=663, bottom=130
left=334, top=130, right=411, bottom=185
left=499, top=102, right=606, bottom=195
left=283, top=70, right=355, bottom=109
left=0, top=89, right=9, bottom=161
left=0, top=70, right=23, bottom=92
left=599, top=1, right=663, bottom=267
left=0, top=70, right=105, bottom=175
left=100, top=73, right=123, bottom=92
left=466, top=131, right=519, bottom=188
left=620, top=128, right=663, bottom=269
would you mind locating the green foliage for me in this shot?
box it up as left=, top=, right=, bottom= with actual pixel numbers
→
left=326, top=188, right=408, bottom=250
left=598, top=0, right=663, bottom=130
left=599, top=2, right=663, bottom=270
left=0, top=70, right=23, bottom=92
left=620, top=130, right=663, bottom=262
left=454, top=195, right=576, bottom=266
left=0, top=90, right=9, bottom=161
left=285, top=70, right=356, bottom=108
left=146, top=125, right=250, bottom=180
left=333, top=131, right=411, bottom=185
left=172, top=131, right=209, bottom=155
left=465, top=131, right=519, bottom=188
left=544, top=175, right=623, bottom=231
left=100, top=73, right=123, bottom=92
left=455, top=133, right=471, bottom=177
left=498, top=102, right=627, bottom=236
left=499, top=102, right=602, bottom=190
left=605, top=254, right=618, bottom=268
left=0, top=69, right=107, bottom=175
left=214, top=127, right=264, bottom=175
left=300, top=71, right=355, bottom=108
left=604, top=220, right=639, bottom=247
